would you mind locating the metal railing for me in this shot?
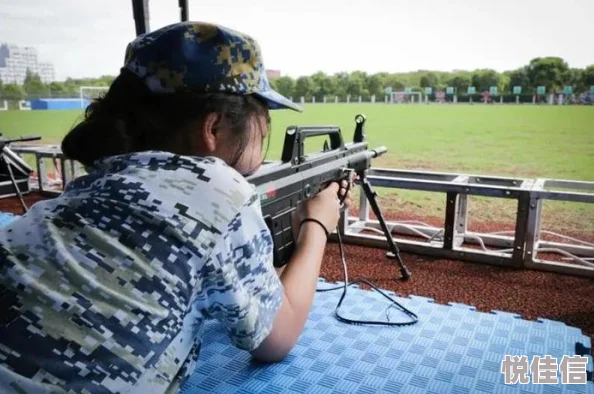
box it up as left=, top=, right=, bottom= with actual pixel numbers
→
left=337, top=168, right=594, bottom=278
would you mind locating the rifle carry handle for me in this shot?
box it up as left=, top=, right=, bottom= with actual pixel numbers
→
left=280, top=125, right=345, bottom=164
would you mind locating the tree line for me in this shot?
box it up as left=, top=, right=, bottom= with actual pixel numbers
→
left=1, top=57, right=593, bottom=101
left=0, top=71, right=115, bottom=101
left=268, top=57, right=594, bottom=101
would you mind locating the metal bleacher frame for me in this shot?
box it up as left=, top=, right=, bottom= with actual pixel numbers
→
left=9, top=145, right=83, bottom=197
left=336, top=168, right=594, bottom=279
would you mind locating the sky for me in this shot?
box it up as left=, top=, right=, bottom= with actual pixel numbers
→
left=1, top=0, right=593, bottom=81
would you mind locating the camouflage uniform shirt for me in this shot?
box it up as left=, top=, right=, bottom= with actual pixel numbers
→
left=0, top=151, right=284, bottom=394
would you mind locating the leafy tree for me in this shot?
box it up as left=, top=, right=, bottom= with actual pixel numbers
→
left=420, top=72, right=439, bottom=89
left=332, top=72, right=349, bottom=98
left=507, top=67, right=530, bottom=93
left=447, top=75, right=471, bottom=93
left=2, top=83, right=25, bottom=100
left=384, top=75, right=406, bottom=91
left=294, top=76, right=313, bottom=99
left=310, top=71, right=337, bottom=98
left=346, top=71, right=367, bottom=98
left=23, top=69, right=47, bottom=97
left=471, top=69, right=501, bottom=92
left=579, top=65, right=594, bottom=92
left=567, top=68, right=584, bottom=91
left=274, top=76, right=295, bottom=98
left=526, top=57, right=570, bottom=92
left=48, top=82, right=66, bottom=93
left=367, top=73, right=385, bottom=98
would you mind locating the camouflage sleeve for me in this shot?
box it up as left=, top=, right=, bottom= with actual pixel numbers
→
left=195, top=191, right=284, bottom=351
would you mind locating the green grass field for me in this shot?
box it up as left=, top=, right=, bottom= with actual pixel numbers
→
left=1, top=104, right=593, bottom=233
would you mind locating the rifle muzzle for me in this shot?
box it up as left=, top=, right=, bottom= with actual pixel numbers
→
left=370, top=146, right=388, bottom=157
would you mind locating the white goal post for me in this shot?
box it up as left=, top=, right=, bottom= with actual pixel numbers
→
left=390, top=91, right=423, bottom=104
left=18, top=100, right=31, bottom=111
left=0, top=100, right=7, bottom=111
left=79, top=86, right=109, bottom=109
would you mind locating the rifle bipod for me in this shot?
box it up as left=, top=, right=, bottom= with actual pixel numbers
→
left=355, top=172, right=411, bottom=281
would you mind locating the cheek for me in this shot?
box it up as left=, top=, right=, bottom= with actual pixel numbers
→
left=237, top=141, right=263, bottom=174
left=247, top=143, right=263, bottom=163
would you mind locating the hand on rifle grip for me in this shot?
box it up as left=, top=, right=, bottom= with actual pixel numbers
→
left=338, top=170, right=357, bottom=209
left=291, top=182, right=343, bottom=241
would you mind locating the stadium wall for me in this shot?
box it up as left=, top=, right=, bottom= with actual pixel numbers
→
left=30, top=98, right=90, bottom=110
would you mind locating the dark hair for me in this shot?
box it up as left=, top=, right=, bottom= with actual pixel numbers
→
left=61, top=69, right=270, bottom=168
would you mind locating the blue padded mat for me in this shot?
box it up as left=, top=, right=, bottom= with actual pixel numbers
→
left=0, top=211, right=18, bottom=228
left=181, top=279, right=593, bottom=394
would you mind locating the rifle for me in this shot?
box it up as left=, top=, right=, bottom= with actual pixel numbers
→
left=247, top=114, right=410, bottom=280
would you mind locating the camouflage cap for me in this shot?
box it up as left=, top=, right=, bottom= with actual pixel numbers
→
left=123, top=21, right=302, bottom=112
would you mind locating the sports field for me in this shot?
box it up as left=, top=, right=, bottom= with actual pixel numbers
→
left=1, top=104, right=593, bottom=233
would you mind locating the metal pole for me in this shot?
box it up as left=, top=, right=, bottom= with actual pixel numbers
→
left=179, top=0, right=189, bottom=21
left=131, top=0, right=150, bottom=36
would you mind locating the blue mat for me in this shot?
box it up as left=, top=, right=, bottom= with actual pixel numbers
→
left=0, top=211, right=18, bottom=228
left=181, top=279, right=593, bottom=394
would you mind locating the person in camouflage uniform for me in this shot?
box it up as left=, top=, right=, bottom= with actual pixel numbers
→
left=0, top=22, right=351, bottom=393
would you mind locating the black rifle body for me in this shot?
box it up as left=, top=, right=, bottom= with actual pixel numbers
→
left=247, top=116, right=386, bottom=268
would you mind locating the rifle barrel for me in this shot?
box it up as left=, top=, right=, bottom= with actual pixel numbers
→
left=370, top=146, right=387, bottom=157
left=1, top=136, right=42, bottom=144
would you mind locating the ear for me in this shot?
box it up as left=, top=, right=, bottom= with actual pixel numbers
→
left=199, top=112, right=221, bottom=154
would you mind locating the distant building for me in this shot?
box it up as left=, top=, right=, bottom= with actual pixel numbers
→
left=37, top=62, right=56, bottom=83
left=266, top=69, right=281, bottom=80
left=0, top=43, right=55, bottom=85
